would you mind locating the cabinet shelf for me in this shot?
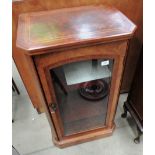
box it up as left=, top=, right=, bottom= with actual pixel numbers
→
left=63, top=60, right=111, bottom=85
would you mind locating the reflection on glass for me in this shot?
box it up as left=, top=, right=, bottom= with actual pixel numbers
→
left=50, top=59, right=114, bottom=136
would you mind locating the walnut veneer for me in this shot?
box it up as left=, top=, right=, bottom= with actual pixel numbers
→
left=15, top=5, right=136, bottom=147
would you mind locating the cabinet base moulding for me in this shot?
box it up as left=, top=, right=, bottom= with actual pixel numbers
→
left=53, top=123, right=115, bottom=148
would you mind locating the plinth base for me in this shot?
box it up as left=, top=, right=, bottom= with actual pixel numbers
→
left=52, top=123, right=115, bottom=148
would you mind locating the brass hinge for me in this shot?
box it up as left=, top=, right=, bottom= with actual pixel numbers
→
left=49, top=103, right=57, bottom=112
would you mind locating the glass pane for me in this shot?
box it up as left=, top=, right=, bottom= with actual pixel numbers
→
left=50, top=59, right=114, bottom=136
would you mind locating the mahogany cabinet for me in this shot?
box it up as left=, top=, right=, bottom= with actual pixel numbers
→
left=13, top=0, right=142, bottom=113
left=16, top=6, right=136, bottom=147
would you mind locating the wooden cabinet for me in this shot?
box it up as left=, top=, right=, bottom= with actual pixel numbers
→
left=16, top=5, right=136, bottom=147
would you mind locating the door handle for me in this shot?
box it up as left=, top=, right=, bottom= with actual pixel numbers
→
left=49, top=103, right=57, bottom=112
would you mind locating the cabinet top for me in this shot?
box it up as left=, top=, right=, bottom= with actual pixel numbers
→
left=16, top=5, right=136, bottom=55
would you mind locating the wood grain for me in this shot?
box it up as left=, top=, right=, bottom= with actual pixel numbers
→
left=16, top=5, right=136, bottom=53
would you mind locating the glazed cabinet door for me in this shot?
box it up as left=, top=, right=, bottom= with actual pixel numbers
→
left=34, top=41, right=127, bottom=140
left=50, top=58, right=114, bottom=136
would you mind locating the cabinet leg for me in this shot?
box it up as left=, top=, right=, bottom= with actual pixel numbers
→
left=36, top=108, right=42, bottom=114
left=12, top=79, right=20, bottom=95
left=12, top=86, right=15, bottom=92
left=134, top=126, right=142, bottom=144
left=36, top=106, right=44, bottom=114
left=121, top=103, right=128, bottom=118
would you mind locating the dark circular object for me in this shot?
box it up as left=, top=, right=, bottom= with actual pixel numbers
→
left=121, top=113, right=127, bottom=118
left=134, top=137, right=140, bottom=144
left=79, top=80, right=109, bottom=100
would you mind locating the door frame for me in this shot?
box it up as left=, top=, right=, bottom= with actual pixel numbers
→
left=34, top=41, right=127, bottom=140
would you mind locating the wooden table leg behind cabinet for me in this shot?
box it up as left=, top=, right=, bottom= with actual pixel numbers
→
left=121, top=49, right=143, bottom=144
